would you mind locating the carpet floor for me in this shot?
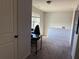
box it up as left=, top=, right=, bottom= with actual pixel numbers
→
left=26, top=36, right=71, bottom=59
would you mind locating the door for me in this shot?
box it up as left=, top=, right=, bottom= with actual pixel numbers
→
left=17, top=0, right=32, bottom=59
left=71, top=11, right=79, bottom=59
left=0, top=0, right=17, bottom=59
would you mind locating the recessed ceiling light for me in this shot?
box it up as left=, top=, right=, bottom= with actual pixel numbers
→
left=46, top=0, right=52, bottom=4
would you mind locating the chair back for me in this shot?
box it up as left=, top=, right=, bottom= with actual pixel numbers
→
left=34, top=25, right=40, bottom=35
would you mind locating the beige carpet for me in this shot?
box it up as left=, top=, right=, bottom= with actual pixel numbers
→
left=26, top=36, right=71, bottom=59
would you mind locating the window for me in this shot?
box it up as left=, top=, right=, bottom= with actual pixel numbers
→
left=31, top=16, right=40, bottom=29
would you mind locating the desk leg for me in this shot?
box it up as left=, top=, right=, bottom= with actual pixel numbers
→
left=40, top=35, right=42, bottom=50
left=35, top=40, right=37, bottom=55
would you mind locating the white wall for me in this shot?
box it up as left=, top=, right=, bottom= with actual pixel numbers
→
left=44, top=11, right=73, bottom=35
left=32, top=6, right=45, bottom=35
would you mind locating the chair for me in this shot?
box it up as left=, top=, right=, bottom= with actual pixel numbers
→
left=34, top=25, right=40, bottom=35
left=31, top=25, right=42, bottom=55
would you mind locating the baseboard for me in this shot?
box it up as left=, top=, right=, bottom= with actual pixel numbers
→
left=42, top=34, right=47, bottom=36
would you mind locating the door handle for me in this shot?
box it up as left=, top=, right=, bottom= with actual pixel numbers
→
left=14, top=35, right=18, bottom=38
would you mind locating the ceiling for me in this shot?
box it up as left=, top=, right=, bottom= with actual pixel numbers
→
left=32, top=0, right=78, bottom=12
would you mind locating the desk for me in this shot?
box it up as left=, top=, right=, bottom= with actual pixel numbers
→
left=31, top=34, right=42, bottom=55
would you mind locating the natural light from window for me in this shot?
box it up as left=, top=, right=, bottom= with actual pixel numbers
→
left=31, top=16, right=40, bottom=29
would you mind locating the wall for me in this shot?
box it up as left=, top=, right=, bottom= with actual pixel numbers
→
left=44, top=11, right=73, bottom=35
left=32, top=6, right=45, bottom=35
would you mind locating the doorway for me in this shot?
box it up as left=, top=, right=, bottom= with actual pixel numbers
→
left=26, top=0, right=77, bottom=59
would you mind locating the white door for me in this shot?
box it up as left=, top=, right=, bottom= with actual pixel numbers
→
left=0, top=0, right=17, bottom=59
left=17, top=0, right=32, bottom=59
left=71, top=11, right=79, bottom=59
